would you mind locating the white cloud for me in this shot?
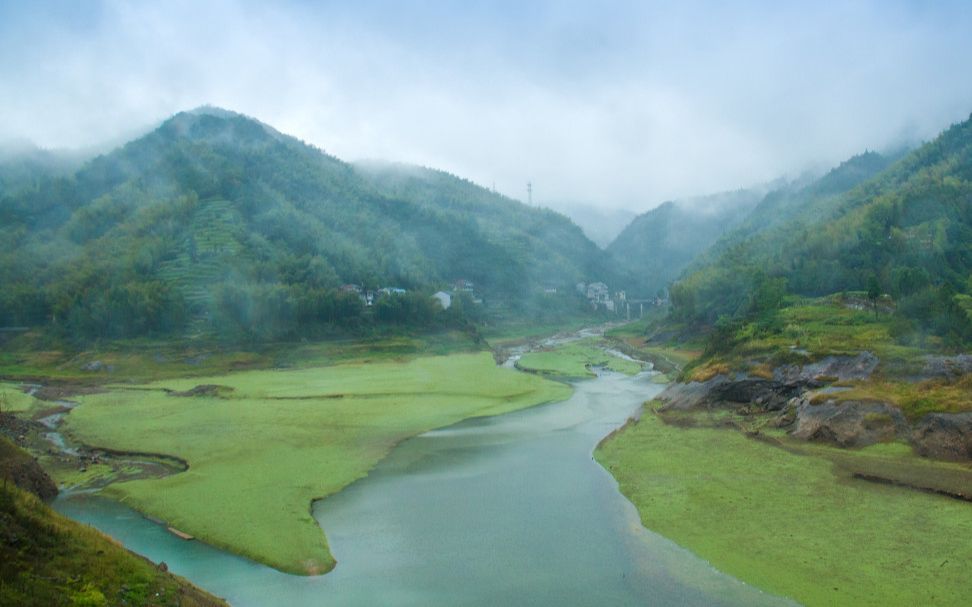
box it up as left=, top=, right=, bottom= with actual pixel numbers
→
left=1, top=0, right=970, bottom=211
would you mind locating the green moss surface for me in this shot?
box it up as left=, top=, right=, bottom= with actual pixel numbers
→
left=0, top=382, right=39, bottom=413
left=64, top=352, right=571, bottom=574
left=517, top=339, right=643, bottom=377
left=597, top=412, right=972, bottom=607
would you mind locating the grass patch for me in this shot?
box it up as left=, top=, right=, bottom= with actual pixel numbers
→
left=49, top=463, right=118, bottom=489
left=516, top=339, right=643, bottom=377
left=793, top=438, right=972, bottom=499
left=822, top=374, right=972, bottom=419
left=603, top=317, right=654, bottom=339
left=597, top=412, right=972, bottom=607
left=640, top=345, right=702, bottom=372
left=0, top=382, right=39, bottom=413
left=0, top=330, right=482, bottom=384
left=482, top=318, right=591, bottom=345
left=718, top=299, right=922, bottom=369
left=604, top=319, right=702, bottom=375
left=669, top=297, right=940, bottom=385
left=63, top=352, right=571, bottom=574
left=685, top=361, right=732, bottom=382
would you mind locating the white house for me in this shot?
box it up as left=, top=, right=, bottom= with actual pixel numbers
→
left=432, top=291, right=452, bottom=310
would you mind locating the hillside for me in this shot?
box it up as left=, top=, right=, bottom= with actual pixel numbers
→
left=606, top=188, right=765, bottom=297
left=693, top=150, right=903, bottom=266
left=668, top=114, right=972, bottom=348
left=353, top=161, right=616, bottom=298
left=603, top=116, right=972, bottom=607
left=0, top=436, right=227, bottom=607
left=0, top=108, right=613, bottom=342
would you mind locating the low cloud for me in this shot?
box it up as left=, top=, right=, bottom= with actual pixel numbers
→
left=2, top=0, right=970, bottom=211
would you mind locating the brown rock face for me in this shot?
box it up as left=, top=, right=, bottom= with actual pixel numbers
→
left=791, top=398, right=908, bottom=448
left=911, top=413, right=972, bottom=461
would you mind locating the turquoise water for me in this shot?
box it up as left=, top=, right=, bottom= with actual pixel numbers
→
left=55, top=371, right=795, bottom=606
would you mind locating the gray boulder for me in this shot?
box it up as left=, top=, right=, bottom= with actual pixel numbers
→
left=919, top=355, right=972, bottom=380
left=791, top=397, right=908, bottom=447
left=775, top=352, right=879, bottom=384
left=655, top=376, right=730, bottom=411
left=911, top=413, right=972, bottom=461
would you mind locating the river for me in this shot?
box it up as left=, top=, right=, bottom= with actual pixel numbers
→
left=55, top=367, right=794, bottom=606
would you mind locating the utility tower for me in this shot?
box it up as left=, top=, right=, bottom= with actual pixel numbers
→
left=527, top=181, right=533, bottom=206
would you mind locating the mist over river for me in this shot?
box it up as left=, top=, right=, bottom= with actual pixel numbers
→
left=56, top=370, right=794, bottom=606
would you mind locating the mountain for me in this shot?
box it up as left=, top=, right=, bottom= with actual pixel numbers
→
left=606, top=188, right=766, bottom=298
left=552, top=202, right=637, bottom=248
left=670, top=113, right=972, bottom=346
left=0, top=107, right=613, bottom=341
left=352, top=161, right=614, bottom=295
left=0, top=142, right=87, bottom=197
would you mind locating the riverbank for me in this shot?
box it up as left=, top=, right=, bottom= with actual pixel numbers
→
left=515, top=337, right=644, bottom=378
left=58, top=352, right=571, bottom=574
left=596, top=410, right=972, bottom=606
left=0, top=437, right=228, bottom=607
left=597, top=303, right=972, bottom=606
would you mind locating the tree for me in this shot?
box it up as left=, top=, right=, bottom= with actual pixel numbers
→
left=866, top=273, right=881, bottom=315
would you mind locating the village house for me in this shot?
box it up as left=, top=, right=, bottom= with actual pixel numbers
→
left=586, top=282, right=610, bottom=304
left=432, top=291, right=452, bottom=310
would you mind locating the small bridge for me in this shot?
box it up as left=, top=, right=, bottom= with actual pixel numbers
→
left=621, top=300, right=660, bottom=320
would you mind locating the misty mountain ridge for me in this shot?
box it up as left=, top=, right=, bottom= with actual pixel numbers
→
left=605, top=187, right=768, bottom=297
left=681, top=147, right=909, bottom=276
left=0, top=107, right=615, bottom=340
left=551, top=202, right=638, bottom=248
left=609, top=143, right=914, bottom=302
left=669, top=112, right=972, bottom=347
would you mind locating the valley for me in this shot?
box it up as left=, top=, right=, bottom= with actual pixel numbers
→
left=2, top=102, right=972, bottom=606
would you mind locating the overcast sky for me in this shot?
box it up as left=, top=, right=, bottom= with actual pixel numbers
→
left=2, top=0, right=971, bottom=211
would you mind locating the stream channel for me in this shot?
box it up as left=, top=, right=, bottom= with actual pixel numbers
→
left=54, top=342, right=795, bottom=606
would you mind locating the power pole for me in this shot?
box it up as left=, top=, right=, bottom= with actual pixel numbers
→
left=527, top=181, right=533, bottom=206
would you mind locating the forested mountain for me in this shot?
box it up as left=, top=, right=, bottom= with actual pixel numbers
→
left=606, top=188, right=766, bottom=297
left=669, top=114, right=972, bottom=347
left=688, top=150, right=905, bottom=269
left=0, top=108, right=612, bottom=341
left=353, top=161, right=614, bottom=295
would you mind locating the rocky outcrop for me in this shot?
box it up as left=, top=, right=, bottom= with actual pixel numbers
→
left=708, top=378, right=803, bottom=411
left=654, top=351, right=972, bottom=462
left=790, top=397, right=909, bottom=448
left=911, top=413, right=972, bottom=461
left=655, top=376, right=730, bottom=410
left=660, top=354, right=880, bottom=415
left=167, top=384, right=234, bottom=398
left=919, top=355, right=972, bottom=380
left=774, top=352, right=879, bottom=384
left=657, top=375, right=804, bottom=413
